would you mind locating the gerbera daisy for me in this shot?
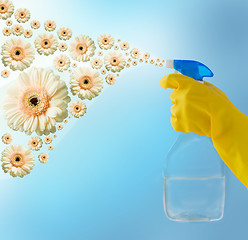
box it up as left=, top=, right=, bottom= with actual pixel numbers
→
left=0, top=0, right=14, bottom=20
left=2, top=133, right=12, bottom=144
left=30, top=20, right=40, bottom=29
left=2, top=27, right=11, bottom=36
left=12, top=24, right=23, bottom=36
left=150, top=59, right=154, bottom=64
left=69, top=35, right=96, bottom=62
left=1, top=69, right=9, bottom=78
left=127, top=57, right=132, bottom=62
left=64, top=119, right=68, bottom=123
left=72, top=62, right=77, bottom=68
left=120, top=42, right=129, bottom=51
left=54, top=54, right=70, bottom=72
left=3, top=68, right=71, bottom=136
left=57, top=124, right=63, bottom=130
left=70, top=67, right=103, bottom=100
left=48, top=145, right=53, bottom=151
left=144, top=52, right=150, bottom=59
left=106, top=74, right=116, bottom=85
left=1, top=37, right=35, bottom=71
left=6, top=19, right=12, bottom=26
left=125, top=52, right=129, bottom=56
left=101, top=69, right=106, bottom=75
left=57, top=27, right=72, bottom=41
left=59, top=42, right=67, bottom=52
left=156, top=58, right=160, bottom=62
left=28, top=136, right=42, bottom=151
left=114, top=45, right=119, bottom=50
left=132, top=60, right=138, bottom=66
left=126, top=63, right=130, bottom=68
left=38, top=152, right=48, bottom=163
left=44, top=20, right=56, bottom=32
left=139, top=58, right=143, bottom=63
left=97, top=34, right=114, bottom=50
left=104, top=52, right=126, bottom=73
left=91, top=57, right=103, bottom=69
left=159, top=62, right=163, bottom=67
left=24, top=29, right=33, bottom=38
left=69, top=101, right=87, bottom=118
left=44, top=136, right=52, bottom=144
left=35, top=33, right=58, bottom=56
left=15, top=8, right=30, bottom=23
left=98, top=51, right=103, bottom=56
left=130, top=48, right=141, bottom=59
left=1, top=144, right=35, bottom=178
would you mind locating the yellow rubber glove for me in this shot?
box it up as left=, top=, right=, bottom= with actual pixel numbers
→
left=159, top=74, right=248, bottom=188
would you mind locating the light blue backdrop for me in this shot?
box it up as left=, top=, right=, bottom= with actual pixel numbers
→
left=0, top=0, right=248, bottom=239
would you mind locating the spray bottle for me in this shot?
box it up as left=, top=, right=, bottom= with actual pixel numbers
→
left=163, top=60, right=225, bottom=222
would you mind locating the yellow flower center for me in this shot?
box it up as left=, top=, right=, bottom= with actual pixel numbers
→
left=10, top=47, right=25, bottom=61
left=76, top=43, right=87, bottom=55
left=58, top=59, right=65, bottom=67
left=0, top=4, right=7, bottom=13
left=19, top=11, right=26, bottom=19
left=102, top=38, right=109, bottom=45
left=41, top=39, right=52, bottom=49
left=78, top=76, right=94, bottom=90
left=110, top=57, right=120, bottom=66
left=74, top=104, right=82, bottom=113
left=10, top=153, right=25, bottom=168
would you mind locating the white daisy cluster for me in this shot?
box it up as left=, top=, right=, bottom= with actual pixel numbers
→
left=0, top=0, right=166, bottom=178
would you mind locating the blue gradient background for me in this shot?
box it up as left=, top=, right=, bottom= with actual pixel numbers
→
left=0, top=0, right=248, bottom=239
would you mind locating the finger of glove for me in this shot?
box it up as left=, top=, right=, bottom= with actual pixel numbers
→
left=159, top=74, right=198, bottom=90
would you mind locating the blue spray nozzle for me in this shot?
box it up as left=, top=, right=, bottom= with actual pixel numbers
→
left=167, top=60, right=214, bottom=81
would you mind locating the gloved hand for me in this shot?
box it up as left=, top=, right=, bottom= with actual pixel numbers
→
left=160, top=74, right=248, bottom=188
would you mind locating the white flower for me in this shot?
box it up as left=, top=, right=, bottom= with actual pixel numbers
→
left=1, top=37, right=35, bottom=71
left=1, top=144, right=35, bottom=178
left=54, top=54, right=70, bottom=72
left=44, top=136, right=52, bottom=144
left=2, top=133, right=12, bottom=144
left=30, top=20, right=40, bottom=29
left=6, top=19, right=12, bottom=26
left=144, top=52, right=150, bottom=59
left=3, top=68, right=71, bottom=136
left=90, top=57, right=103, bottom=69
left=35, top=33, right=58, bottom=56
left=12, top=24, right=23, bottom=36
left=38, top=152, right=49, bottom=163
left=104, top=52, right=126, bottom=73
left=57, top=27, right=72, bottom=41
left=97, top=34, right=114, bottom=50
left=28, top=136, right=43, bottom=151
left=44, top=20, right=56, bottom=31
left=24, top=29, right=33, bottom=38
left=59, top=43, right=67, bottom=52
left=0, top=0, right=14, bottom=20
left=1, top=69, right=10, bottom=78
left=120, top=42, right=129, bottom=51
left=70, top=67, right=103, bottom=100
left=106, top=74, right=116, bottom=85
left=69, top=35, right=96, bottom=62
left=3, top=27, right=11, bottom=36
left=130, top=48, right=141, bottom=59
left=15, top=8, right=30, bottom=23
left=69, top=101, right=87, bottom=118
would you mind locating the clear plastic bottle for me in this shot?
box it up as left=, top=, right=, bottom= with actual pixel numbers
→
left=163, top=133, right=225, bottom=222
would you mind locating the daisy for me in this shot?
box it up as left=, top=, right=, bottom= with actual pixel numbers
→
left=144, top=52, right=150, bottom=59
left=126, top=63, right=130, bottom=68
left=3, top=27, right=11, bottom=36
left=120, top=42, right=129, bottom=51
left=57, top=124, right=63, bottom=130
left=106, top=74, right=116, bottom=85
left=117, top=39, right=121, bottom=42
left=1, top=144, right=35, bottom=178
left=150, top=59, right=154, bottom=64
left=1, top=37, right=35, bottom=71
left=69, top=35, right=96, bottom=62
left=72, top=62, right=77, bottom=68
left=48, top=145, right=53, bottom=151
left=159, top=62, right=163, bottom=67
left=69, top=101, right=87, bottom=118
left=101, top=69, right=106, bottom=75
left=130, top=48, right=141, bottom=59
left=3, top=67, right=71, bottom=136
left=70, top=67, right=103, bottom=100
left=1, top=69, right=9, bottom=78
left=44, top=20, right=56, bottom=32
left=38, top=152, right=48, bottom=163
left=59, top=42, right=67, bottom=52
left=114, top=45, right=119, bottom=50
left=35, top=33, right=58, bottom=56
left=156, top=58, right=160, bottom=62
left=132, top=60, right=138, bottom=66
left=97, top=34, right=114, bottom=50
left=98, top=51, right=103, bottom=56
left=139, top=58, right=143, bottom=63
left=12, top=24, right=23, bottom=36
left=6, top=19, right=12, bottom=26
left=30, top=20, right=40, bottom=29
left=64, top=119, right=68, bottom=123
left=53, top=134, right=57, bottom=138
left=104, top=52, right=126, bottom=73
left=54, top=54, right=70, bottom=72
left=15, top=8, right=30, bottom=23
left=127, top=57, right=132, bottom=62
left=24, top=29, right=33, bottom=38
left=91, top=57, right=103, bottom=69
left=44, top=136, right=52, bottom=144
left=28, top=136, right=42, bottom=151
left=125, top=52, right=129, bottom=56
left=0, top=0, right=14, bottom=20
left=57, top=27, right=72, bottom=41
left=2, top=133, right=12, bottom=144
